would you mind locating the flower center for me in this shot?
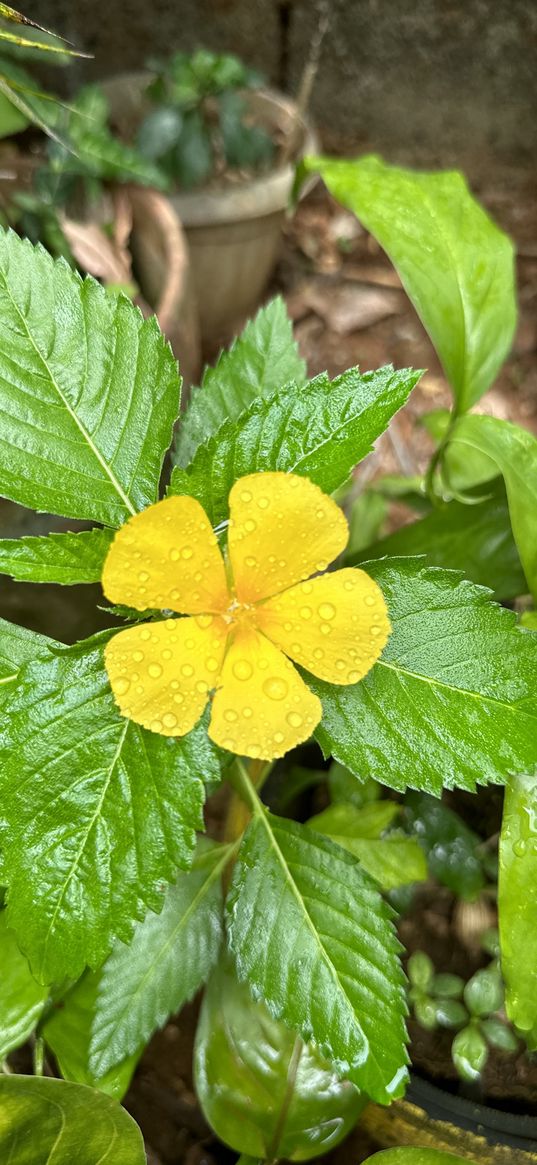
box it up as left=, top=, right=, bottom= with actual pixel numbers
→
left=223, top=596, right=258, bottom=629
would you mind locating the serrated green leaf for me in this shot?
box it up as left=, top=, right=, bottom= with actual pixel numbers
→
left=351, top=477, right=526, bottom=601
left=170, top=365, right=420, bottom=525
left=306, top=154, right=516, bottom=411
left=499, top=773, right=537, bottom=1049
left=226, top=787, right=408, bottom=1105
left=306, top=805, right=426, bottom=889
left=0, top=617, right=54, bottom=679
left=308, top=801, right=399, bottom=840
left=87, top=838, right=229, bottom=1076
left=0, top=229, right=180, bottom=525
left=0, top=528, right=114, bottom=583
left=0, top=912, right=48, bottom=1059
left=194, top=955, right=366, bottom=1161
left=43, top=972, right=140, bottom=1100
left=313, top=559, right=537, bottom=795
left=0, top=635, right=219, bottom=984
left=0, top=1075, right=146, bottom=1164
left=448, top=414, right=537, bottom=600
left=175, top=297, right=306, bottom=467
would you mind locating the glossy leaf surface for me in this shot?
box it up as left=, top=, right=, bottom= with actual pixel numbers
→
left=227, top=803, right=407, bottom=1105
left=170, top=365, right=420, bottom=525
left=0, top=635, right=217, bottom=984
left=364, top=1151, right=475, bottom=1165
left=0, top=230, right=180, bottom=525
left=307, top=805, right=426, bottom=889
left=0, top=528, right=114, bottom=584
left=313, top=559, right=537, bottom=794
left=351, top=477, right=526, bottom=601
left=88, top=839, right=229, bottom=1075
left=448, top=414, right=537, bottom=600
left=175, top=296, right=306, bottom=466
left=195, top=956, right=366, bottom=1161
left=0, top=1075, right=146, bottom=1163
left=307, top=154, right=516, bottom=411
left=499, top=773, right=537, bottom=1049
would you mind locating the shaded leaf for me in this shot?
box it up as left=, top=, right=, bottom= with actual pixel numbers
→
left=307, top=804, right=426, bottom=890
left=307, top=154, right=516, bottom=411
left=0, top=230, right=180, bottom=526
left=448, top=414, right=537, bottom=600
left=0, top=528, right=114, bottom=584
left=175, top=296, right=306, bottom=467
left=364, top=1151, right=474, bottom=1165
left=0, top=1075, right=145, bottom=1163
left=405, top=793, right=485, bottom=901
left=0, top=912, right=48, bottom=1059
left=313, top=559, right=537, bottom=795
left=170, top=365, right=420, bottom=526
left=227, top=803, right=408, bottom=1105
left=43, top=972, right=140, bottom=1100
left=195, top=955, right=365, bottom=1161
left=0, top=635, right=218, bottom=984
left=88, top=839, right=230, bottom=1076
left=351, top=477, right=526, bottom=601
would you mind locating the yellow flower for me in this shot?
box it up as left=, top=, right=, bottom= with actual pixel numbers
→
left=102, top=472, right=391, bottom=760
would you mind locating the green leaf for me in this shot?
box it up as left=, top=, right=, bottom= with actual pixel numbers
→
left=0, top=82, right=28, bottom=136
left=499, top=773, right=537, bottom=1049
left=307, top=154, right=516, bottom=411
left=347, top=489, right=387, bottom=556
left=408, top=951, right=434, bottom=992
left=0, top=528, right=114, bottom=584
left=307, top=803, right=425, bottom=889
left=0, top=229, right=180, bottom=526
left=364, top=1150, right=474, bottom=1165
left=194, top=955, right=366, bottom=1161
left=448, top=414, right=537, bottom=600
left=170, top=365, right=421, bottom=525
left=0, top=1075, right=146, bottom=1164
left=226, top=787, right=408, bottom=1105
left=405, top=793, right=485, bottom=901
left=481, top=1016, right=519, bottom=1052
left=464, top=966, right=503, bottom=1017
left=87, top=839, right=229, bottom=1076
left=434, top=999, right=467, bottom=1028
left=313, top=559, right=537, bottom=795
left=174, top=296, right=306, bottom=467
left=0, top=617, right=54, bottom=680
left=43, top=972, right=140, bottom=1100
left=0, top=635, right=219, bottom=984
left=57, top=85, right=168, bottom=188
left=351, top=478, right=527, bottom=601
left=451, top=1023, right=488, bottom=1081
left=0, top=912, right=48, bottom=1059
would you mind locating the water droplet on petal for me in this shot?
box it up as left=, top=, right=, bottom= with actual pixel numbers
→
left=148, top=662, right=163, bottom=679
left=151, top=718, right=163, bottom=732
left=244, top=519, right=257, bottom=533
left=206, top=657, right=219, bottom=673
left=257, top=496, right=269, bottom=509
left=371, top=626, right=383, bottom=637
left=181, top=546, right=193, bottom=560
left=335, top=659, right=346, bottom=672
left=348, top=670, right=360, bottom=683
left=302, top=582, right=313, bottom=595
left=249, top=744, right=261, bottom=759
left=240, top=489, right=253, bottom=503
left=320, top=623, right=332, bottom=635
left=365, top=594, right=376, bottom=606
left=263, top=677, right=288, bottom=701
left=243, top=706, right=253, bottom=718
left=313, top=647, right=324, bottom=660
left=196, top=680, right=207, bottom=693
left=286, top=711, right=303, bottom=729
left=115, top=677, right=130, bottom=696
left=224, top=709, right=238, bottom=722
left=174, top=693, right=184, bottom=705
left=140, top=628, right=152, bottom=641
left=162, top=649, right=172, bottom=661
left=245, top=556, right=257, bottom=568
left=318, top=602, right=336, bottom=620
left=138, top=571, right=150, bottom=583
left=344, top=579, right=355, bottom=592
left=316, top=508, right=325, bottom=519
left=300, top=606, right=312, bottom=620
left=181, top=663, right=194, bottom=678
left=316, top=561, right=328, bottom=572
left=274, top=731, right=285, bottom=744
left=171, top=680, right=179, bottom=690
left=197, top=614, right=213, bottom=629
left=132, top=650, right=144, bottom=663
left=233, top=659, right=253, bottom=681
left=163, top=713, right=178, bottom=729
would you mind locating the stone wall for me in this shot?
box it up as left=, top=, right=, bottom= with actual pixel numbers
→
left=29, top=0, right=537, bottom=161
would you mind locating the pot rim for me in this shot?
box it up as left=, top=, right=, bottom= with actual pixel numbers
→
left=408, top=1072, right=537, bottom=1151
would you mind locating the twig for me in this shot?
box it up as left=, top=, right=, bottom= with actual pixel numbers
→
left=279, top=0, right=330, bottom=165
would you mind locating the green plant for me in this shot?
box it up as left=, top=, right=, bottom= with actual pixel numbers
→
left=0, top=151, right=535, bottom=1164
left=137, top=49, right=275, bottom=188
left=0, top=5, right=84, bottom=139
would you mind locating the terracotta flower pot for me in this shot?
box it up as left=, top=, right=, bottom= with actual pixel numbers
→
left=361, top=1074, right=537, bottom=1164
left=103, top=73, right=317, bottom=344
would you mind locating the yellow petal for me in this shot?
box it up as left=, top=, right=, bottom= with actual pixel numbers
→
left=256, top=567, right=391, bottom=685
left=228, top=472, right=348, bottom=603
left=102, top=495, right=229, bottom=614
left=209, top=626, right=322, bottom=761
left=104, top=614, right=228, bottom=736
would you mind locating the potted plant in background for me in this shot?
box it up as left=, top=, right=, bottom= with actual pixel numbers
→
left=102, top=48, right=317, bottom=345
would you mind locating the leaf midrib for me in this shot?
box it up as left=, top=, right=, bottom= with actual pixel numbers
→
left=378, top=658, right=536, bottom=719
left=0, top=266, right=136, bottom=519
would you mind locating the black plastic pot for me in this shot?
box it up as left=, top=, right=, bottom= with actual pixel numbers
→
left=361, top=1073, right=537, bottom=1163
